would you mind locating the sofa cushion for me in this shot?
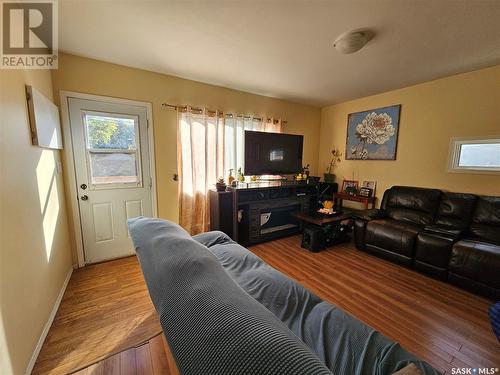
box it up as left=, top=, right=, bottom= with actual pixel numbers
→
left=422, top=224, right=462, bottom=238
left=415, top=231, right=455, bottom=270
left=468, top=196, right=500, bottom=245
left=435, top=192, right=477, bottom=231
left=366, top=218, right=422, bottom=257
left=450, top=240, right=500, bottom=289
left=128, top=218, right=332, bottom=375
left=381, top=186, right=441, bottom=226
left=202, top=231, right=439, bottom=375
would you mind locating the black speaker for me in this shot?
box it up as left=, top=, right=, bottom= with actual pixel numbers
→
left=301, top=225, right=325, bottom=252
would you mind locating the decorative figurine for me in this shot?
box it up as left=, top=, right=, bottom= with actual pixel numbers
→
left=215, top=177, right=227, bottom=192
left=237, top=167, right=245, bottom=182
left=228, top=169, right=235, bottom=186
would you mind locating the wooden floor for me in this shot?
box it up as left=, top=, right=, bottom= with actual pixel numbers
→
left=71, top=334, right=177, bottom=375
left=33, top=256, right=162, bottom=375
left=251, top=236, right=499, bottom=374
left=36, top=237, right=499, bottom=375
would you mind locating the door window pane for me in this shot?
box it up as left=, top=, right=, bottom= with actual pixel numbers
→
left=89, top=153, right=138, bottom=184
left=84, top=113, right=142, bottom=186
left=86, top=114, right=137, bottom=150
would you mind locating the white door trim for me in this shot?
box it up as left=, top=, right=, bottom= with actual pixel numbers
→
left=60, top=91, right=157, bottom=268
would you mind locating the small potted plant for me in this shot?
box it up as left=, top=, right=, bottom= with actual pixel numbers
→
left=325, top=148, right=342, bottom=183
left=215, top=177, right=227, bottom=192
left=302, top=164, right=310, bottom=178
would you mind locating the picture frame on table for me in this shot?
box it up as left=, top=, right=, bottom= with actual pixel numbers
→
left=359, top=187, right=373, bottom=197
left=341, top=180, right=359, bottom=195
left=362, top=180, right=376, bottom=195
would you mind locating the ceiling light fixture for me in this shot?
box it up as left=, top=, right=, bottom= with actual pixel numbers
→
left=333, top=30, right=370, bottom=54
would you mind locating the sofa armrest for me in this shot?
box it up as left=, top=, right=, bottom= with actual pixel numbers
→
left=423, top=224, right=463, bottom=240
left=352, top=210, right=385, bottom=251
left=352, top=209, right=385, bottom=222
left=192, top=230, right=235, bottom=247
left=353, top=219, right=368, bottom=251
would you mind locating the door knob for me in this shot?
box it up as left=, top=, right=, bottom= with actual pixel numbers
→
left=80, top=195, right=88, bottom=201
left=80, top=183, right=87, bottom=190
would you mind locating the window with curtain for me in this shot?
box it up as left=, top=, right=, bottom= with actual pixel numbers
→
left=177, top=107, right=282, bottom=234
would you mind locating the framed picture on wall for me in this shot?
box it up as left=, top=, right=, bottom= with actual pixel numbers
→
left=345, top=105, right=401, bottom=160
left=26, top=85, right=62, bottom=150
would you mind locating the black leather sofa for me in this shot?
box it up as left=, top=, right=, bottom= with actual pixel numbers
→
left=354, top=186, right=500, bottom=299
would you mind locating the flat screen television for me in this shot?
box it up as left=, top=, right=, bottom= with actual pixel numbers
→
left=244, top=131, right=303, bottom=175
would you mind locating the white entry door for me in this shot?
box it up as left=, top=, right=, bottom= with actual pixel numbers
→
left=68, top=98, right=153, bottom=263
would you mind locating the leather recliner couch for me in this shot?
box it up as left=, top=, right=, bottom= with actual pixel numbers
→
left=353, top=186, right=500, bottom=299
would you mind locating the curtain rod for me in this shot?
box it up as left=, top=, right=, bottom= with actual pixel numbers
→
left=161, top=103, right=287, bottom=124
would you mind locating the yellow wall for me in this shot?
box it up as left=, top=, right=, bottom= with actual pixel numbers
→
left=51, top=53, right=322, bottom=224
left=0, top=69, right=73, bottom=374
left=319, top=65, right=500, bottom=207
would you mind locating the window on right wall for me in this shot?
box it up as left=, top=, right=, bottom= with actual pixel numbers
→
left=448, top=137, right=500, bottom=173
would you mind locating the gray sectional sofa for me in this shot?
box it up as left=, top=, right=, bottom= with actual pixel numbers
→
left=128, top=217, right=440, bottom=375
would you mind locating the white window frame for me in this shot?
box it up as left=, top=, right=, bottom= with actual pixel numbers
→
left=82, top=110, right=143, bottom=190
left=447, top=136, right=500, bottom=174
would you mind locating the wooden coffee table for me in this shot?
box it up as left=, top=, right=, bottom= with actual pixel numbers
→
left=291, top=210, right=354, bottom=226
left=291, top=210, right=354, bottom=251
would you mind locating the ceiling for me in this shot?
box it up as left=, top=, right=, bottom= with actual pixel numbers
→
left=59, top=0, right=500, bottom=107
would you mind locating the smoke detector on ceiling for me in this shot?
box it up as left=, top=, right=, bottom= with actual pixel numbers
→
left=333, top=30, right=370, bottom=54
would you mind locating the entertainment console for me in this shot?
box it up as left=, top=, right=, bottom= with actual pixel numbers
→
left=209, top=181, right=319, bottom=245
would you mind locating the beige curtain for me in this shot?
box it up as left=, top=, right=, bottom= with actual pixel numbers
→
left=177, top=108, right=283, bottom=234
left=177, top=108, right=224, bottom=234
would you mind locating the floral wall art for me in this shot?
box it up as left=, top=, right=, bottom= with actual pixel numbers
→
left=346, top=105, right=401, bottom=160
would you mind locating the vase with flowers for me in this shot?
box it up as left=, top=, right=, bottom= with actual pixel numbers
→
left=324, top=148, right=342, bottom=183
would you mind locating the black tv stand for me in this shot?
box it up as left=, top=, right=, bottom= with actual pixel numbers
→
left=209, top=181, right=319, bottom=246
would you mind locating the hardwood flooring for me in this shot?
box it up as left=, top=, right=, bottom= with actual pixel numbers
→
left=35, top=237, right=499, bottom=375
left=32, top=256, right=162, bottom=375
left=251, top=236, right=499, bottom=374
left=71, top=334, right=178, bottom=375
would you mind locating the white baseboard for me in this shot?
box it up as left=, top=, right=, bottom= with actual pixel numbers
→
left=25, top=267, right=73, bottom=375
